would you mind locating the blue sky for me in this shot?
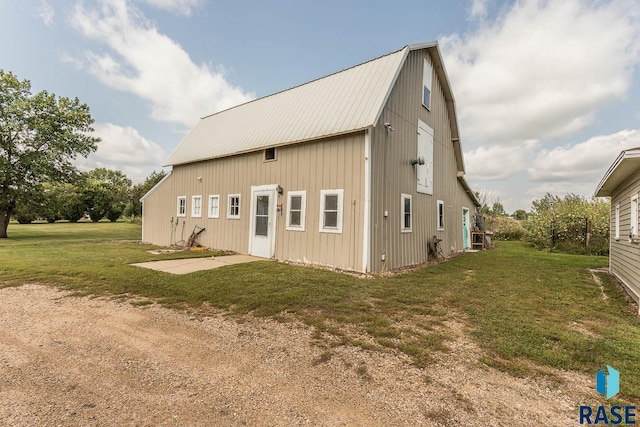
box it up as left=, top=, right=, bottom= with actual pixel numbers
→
left=1, top=0, right=639, bottom=212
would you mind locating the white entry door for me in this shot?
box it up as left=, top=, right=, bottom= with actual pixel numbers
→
left=249, top=186, right=277, bottom=258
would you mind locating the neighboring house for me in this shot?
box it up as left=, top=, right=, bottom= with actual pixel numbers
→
left=142, top=41, right=480, bottom=272
left=595, top=147, right=640, bottom=310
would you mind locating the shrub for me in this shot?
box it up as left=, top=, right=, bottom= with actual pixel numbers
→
left=485, top=216, right=526, bottom=241
left=523, top=193, right=609, bottom=255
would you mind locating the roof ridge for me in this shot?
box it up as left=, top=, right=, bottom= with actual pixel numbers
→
left=199, top=45, right=408, bottom=120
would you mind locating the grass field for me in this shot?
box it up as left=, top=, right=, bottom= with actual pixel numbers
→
left=2, top=222, right=640, bottom=401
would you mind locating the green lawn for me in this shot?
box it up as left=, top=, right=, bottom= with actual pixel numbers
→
left=2, top=222, right=639, bottom=401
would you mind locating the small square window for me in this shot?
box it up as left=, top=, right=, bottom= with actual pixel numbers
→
left=319, top=189, right=344, bottom=233
left=208, top=195, right=220, bottom=219
left=177, top=196, right=186, bottom=217
left=264, top=147, right=276, bottom=161
left=401, top=193, right=412, bottom=233
left=227, top=194, right=241, bottom=219
left=286, top=191, right=306, bottom=231
left=192, top=195, right=202, bottom=218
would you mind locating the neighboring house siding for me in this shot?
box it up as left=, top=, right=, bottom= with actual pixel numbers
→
left=369, top=48, right=472, bottom=272
left=610, top=168, right=640, bottom=303
left=143, top=133, right=365, bottom=271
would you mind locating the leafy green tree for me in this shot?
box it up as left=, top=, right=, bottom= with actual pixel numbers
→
left=11, top=185, right=45, bottom=224
left=0, top=70, right=99, bottom=237
left=512, top=209, right=528, bottom=220
left=36, top=182, right=86, bottom=222
left=124, top=170, right=167, bottom=218
left=82, top=168, right=132, bottom=222
left=491, top=202, right=507, bottom=217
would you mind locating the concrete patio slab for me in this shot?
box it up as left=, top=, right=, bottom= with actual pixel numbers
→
left=131, top=255, right=265, bottom=275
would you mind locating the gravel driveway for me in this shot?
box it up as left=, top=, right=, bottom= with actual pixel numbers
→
left=0, top=284, right=595, bottom=426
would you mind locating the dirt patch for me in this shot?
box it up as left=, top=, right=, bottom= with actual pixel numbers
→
left=0, top=285, right=596, bottom=426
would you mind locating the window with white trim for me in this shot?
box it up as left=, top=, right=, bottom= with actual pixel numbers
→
left=319, top=189, right=344, bottom=233
left=208, top=195, right=220, bottom=219
left=286, top=191, right=306, bottom=231
left=437, top=200, right=445, bottom=231
left=631, top=195, right=638, bottom=237
left=191, top=195, right=202, bottom=218
left=615, top=203, right=620, bottom=240
left=227, top=194, right=241, bottom=219
left=401, top=193, right=412, bottom=232
left=422, top=59, right=433, bottom=110
left=177, top=196, right=186, bottom=217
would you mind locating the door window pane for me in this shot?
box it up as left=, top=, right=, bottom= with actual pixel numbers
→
left=255, top=216, right=268, bottom=236
left=255, top=195, right=269, bottom=236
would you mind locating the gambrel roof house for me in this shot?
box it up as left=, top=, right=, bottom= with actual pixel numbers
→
left=595, top=147, right=640, bottom=311
left=142, top=41, right=480, bottom=272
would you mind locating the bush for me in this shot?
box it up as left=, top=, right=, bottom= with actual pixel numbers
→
left=523, top=193, right=609, bottom=255
left=485, top=216, right=526, bottom=241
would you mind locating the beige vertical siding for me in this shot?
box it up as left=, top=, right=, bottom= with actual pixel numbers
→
left=610, top=169, right=640, bottom=303
left=143, top=133, right=365, bottom=271
left=369, top=48, right=475, bottom=272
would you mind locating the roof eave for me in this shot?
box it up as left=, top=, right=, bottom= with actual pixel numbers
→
left=164, top=126, right=374, bottom=167
left=594, top=148, right=640, bottom=197
left=140, top=171, right=172, bottom=202
left=458, top=175, right=481, bottom=207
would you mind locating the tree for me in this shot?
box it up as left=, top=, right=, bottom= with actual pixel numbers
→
left=0, top=70, right=99, bottom=237
left=81, top=168, right=132, bottom=222
left=512, top=209, right=528, bottom=220
left=474, top=190, right=491, bottom=215
left=39, top=182, right=85, bottom=222
left=124, top=170, right=167, bottom=218
left=491, top=202, right=507, bottom=217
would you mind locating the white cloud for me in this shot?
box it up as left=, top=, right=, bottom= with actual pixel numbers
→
left=469, top=0, right=491, bottom=20
left=76, top=122, right=166, bottom=182
left=441, top=0, right=640, bottom=148
left=38, top=0, right=54, bottom=26
left=137, top=0, right=202, bottom=16
left=529, top=129, right=640, bottom=183
left=464, top=140, right=538, bottom=181
left=71, top=0, right=254, bottom=128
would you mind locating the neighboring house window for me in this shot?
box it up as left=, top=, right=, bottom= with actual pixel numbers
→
left=417, top=120, right=434, bottom=195
left=319, top=189, right=344, bottom=233
left=631, top=195, right=639, bottom=237
left=437, top=200, right=445, bottom=231
left=227, top=194, right=241, bottom=219
left=208, top=195, right=220, bottom=219
left=177, top=196, right=186, bottom=217
left=401, top=193, right=412, bottom=233
left=192, top=195, right=202, bottom=218
left=286, top=191, right=306, bottom=231
left=422, top=59, right=433, bottom=110
left=615, top=203, right=620, bottom=240
left=264, top=147, right=276, bottom=161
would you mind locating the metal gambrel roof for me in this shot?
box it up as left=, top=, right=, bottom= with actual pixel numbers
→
left=164, top=42, right=465, bottom=173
